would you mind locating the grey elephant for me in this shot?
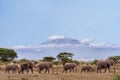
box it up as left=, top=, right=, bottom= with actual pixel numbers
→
left=19, top=62, right=34, bottom=74
left=62, top=63, right=77, bottom=73
left=81, top=65, right=93, bottom=73
left=5, top=64, right=19, bottom=74
left=96, top=59, right=115, bottom=73
left=37, top=62, right=54, bottom=74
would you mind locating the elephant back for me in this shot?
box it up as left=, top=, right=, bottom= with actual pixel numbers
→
left=39, top=62, right=53, bottom=68
left=64, top=63, right=76, bottom=69
left=97, top=60, right=107, bottom=68
left=82, top=65, right=91, bottom=70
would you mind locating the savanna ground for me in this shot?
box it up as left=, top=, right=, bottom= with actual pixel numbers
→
left=0, top=65, right=120, bottom=80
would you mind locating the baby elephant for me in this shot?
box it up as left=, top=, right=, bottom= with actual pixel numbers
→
left=5, top=64, right=19, bottom=74
left=81, top=65, right=93, bottom=73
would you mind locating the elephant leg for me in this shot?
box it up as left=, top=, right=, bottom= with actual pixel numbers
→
left=19, top=68, right=24, bottom=74
left=39, top=68, right=42, bottom=73
left=8, top=70, right=10, bottom=74
left=62, top=68, right=66, bottom=73
left=12, top=70, right=14, bottom=74
left=108, top=67, right=110, bottom=73
left=13, top=69, right=16, bottom=74
left=87, top=70, right=88, bottom=73
left=32, top=68, right=33, bottom=73
left=30, top=68, right=33, bottom=73
left=69, top=69, right=71, bottom=73
left=104, top=68, right=106, bottom=73
left=66, top=69, right=67, bottom=73
left=48, top=69, right=50, bottom=73
left=4, top=69, right=7, bottom=74
left=22, top=69, right=24, bottom=74
left=27, top=68, right=29, bottom=73
left=72, top=68, right=74, bottom=72
left=19, top=69, right=21, bottom=73
left=100, top=69, right=102, bottom=73
left=14, top=69, right=16, bottom=73
left=88, top=69, right=90, bottom=73
left=45, top=69, right=48, bottom=74
left=19, top=69, right=22, bottom=74
left=81, top=69, right=83, bottom=73
left=62, top=70, right=64, bottom=73
left=39, top=70, right=41, bottom=73
left=38, top=68, right=40, bottom=73
left=97, top=69, right=98, bottom=73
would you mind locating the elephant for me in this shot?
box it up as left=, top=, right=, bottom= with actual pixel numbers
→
left=37, top=62, right=54, bottom=74
left=81, top=65, right=93, bottom=73
left=4, top=64, right=19, bottom=74
left=96, top=59, right=115, bottom=73
left=19, top=62, right=34, bottom=74
left=62, top=63, right=77, bottom=73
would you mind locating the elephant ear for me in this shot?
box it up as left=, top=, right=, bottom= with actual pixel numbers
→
left=106, top=59, right=114, bottom=65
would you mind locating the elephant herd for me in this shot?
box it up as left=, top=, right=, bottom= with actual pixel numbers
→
left=4, top=62, right=54, bottom=74
left=4, top=59, right=117, bottom=74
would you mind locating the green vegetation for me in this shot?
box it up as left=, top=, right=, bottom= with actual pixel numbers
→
left=19, top=58, right=30, bottom=62
left=108, top=56, right=120, bottom=62
left=43, top=56, right=56, bottom=62
left=56, top=52, right=74, bottom=65
left=0, top=48, right=17, bottom=61
left=112, top=75, right=120, bottom=80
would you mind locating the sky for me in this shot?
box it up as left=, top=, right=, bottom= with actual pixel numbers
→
left=1, top=0, right=120, bottom=48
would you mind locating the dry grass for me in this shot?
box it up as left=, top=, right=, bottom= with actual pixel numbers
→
left=0, top=65, right=120, bottom=80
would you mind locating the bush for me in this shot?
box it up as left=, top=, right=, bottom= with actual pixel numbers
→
left=112, top=75, right=120, bottom=80
left=19, top=58, right=30, bottom=62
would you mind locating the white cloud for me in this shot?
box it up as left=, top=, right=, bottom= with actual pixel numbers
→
left=90, top=43, right=120, bottom=48
left=48, top=35, right=65, bottom=40
left=81, top=38, right=94, bottom=44
left=79, top=58, right=94, bottom=61
left=12, top=45, right=34, bottom=49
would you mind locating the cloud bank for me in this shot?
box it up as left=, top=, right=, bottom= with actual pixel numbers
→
left=12, top=35, right=120, bottom=60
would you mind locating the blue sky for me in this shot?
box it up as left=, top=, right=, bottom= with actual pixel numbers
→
left=1, top=0, right=120, bottom=47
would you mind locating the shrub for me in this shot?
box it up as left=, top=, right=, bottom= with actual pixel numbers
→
left=112, top=75, right=120, bottom=80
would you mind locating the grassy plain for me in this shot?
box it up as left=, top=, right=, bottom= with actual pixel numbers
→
left=0, top=65, right=120, bottom=80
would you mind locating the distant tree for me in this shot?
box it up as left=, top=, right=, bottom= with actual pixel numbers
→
left=90, top=59, right=98, bottom=65
left=19, top=58, right=30, bottom=62
left=72, top=60, right=80, bottom=65
left=56, top=52, right=74, bottom=65
left=43, top=56, right=56, bottom=62
left=108, top=56, right=120, bottom=64
left=0, top=48, right=17, bottom=61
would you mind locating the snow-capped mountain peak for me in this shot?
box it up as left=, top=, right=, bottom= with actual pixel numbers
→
left=40, top=37, right=81, bottom=45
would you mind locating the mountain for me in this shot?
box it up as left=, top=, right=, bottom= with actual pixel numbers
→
left=13, top=36, right=120, bottom=61
left=40, top=38, right=81, bottom=45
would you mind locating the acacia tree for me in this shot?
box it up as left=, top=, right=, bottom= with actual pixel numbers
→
left=56, top=52, right=74, bottom=65
left=43, top=56, right=56, bottom=62
left=0, top=48, right=17, bottom=61
left=108, top=56, right=120, bottom=64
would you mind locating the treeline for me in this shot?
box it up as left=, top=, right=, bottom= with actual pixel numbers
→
left=0, top=48, right=120, bottom=65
